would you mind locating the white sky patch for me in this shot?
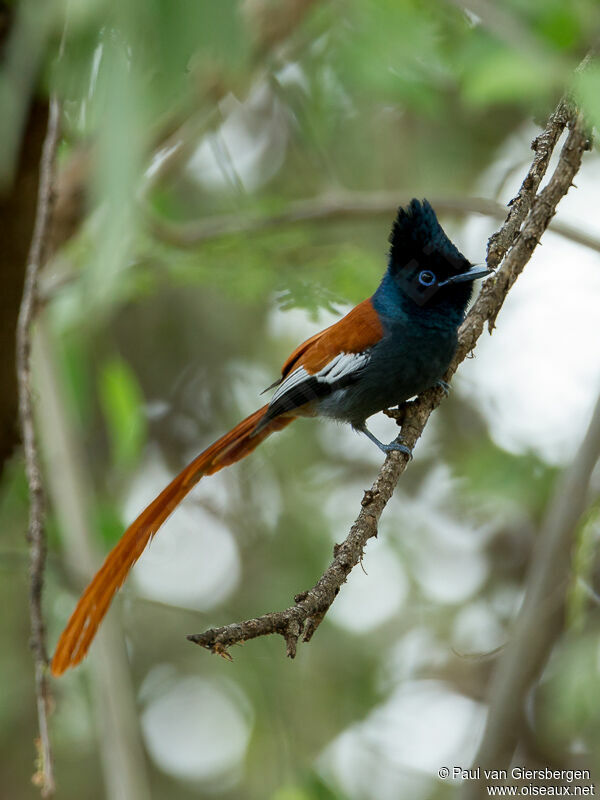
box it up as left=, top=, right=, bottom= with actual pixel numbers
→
left=140, top=673, right=251, bottom=784
left=327, top=535, right=409, bottom=633
left=275, top=60, right=309, bottom=93
left=267, top=302, right=342, bottom=348
left=320, top=680, right=486, bottom=800
left=319, top=417, right=389, bottom=464
left=187, top=84, right=288, bottom=191
left=394, top=464, right=491, bottom=604
left=123, top=447, right=240, bottom=610
left=380, top=629, right=449, bottom=689
left=323, top=481, right=379, bottom=531
left=410, top=532, right=488, bottom=605
left=226, top=360, right=275, bottom=416
left=459, top=139, right=600, bottom=465
left=451, top=600, right=506, bottom=654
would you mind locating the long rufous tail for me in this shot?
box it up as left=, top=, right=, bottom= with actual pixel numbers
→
left=51, top=405, right=293, bottom=676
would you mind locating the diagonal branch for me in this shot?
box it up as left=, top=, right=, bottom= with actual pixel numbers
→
left=15, top=96, right=61, bottom=797
left=189, top=101, right=591, bottom=658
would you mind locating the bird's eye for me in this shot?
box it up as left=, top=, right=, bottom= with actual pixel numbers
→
left=418, top=270, right=436, bottom=287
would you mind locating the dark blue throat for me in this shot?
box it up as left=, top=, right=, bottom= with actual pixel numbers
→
left=372, top=268, right=471, bottom=332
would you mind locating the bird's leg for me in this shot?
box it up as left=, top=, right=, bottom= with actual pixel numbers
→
left=354, top=423, right=413, bottom=459
left=436, top=379, right=450, bottom=396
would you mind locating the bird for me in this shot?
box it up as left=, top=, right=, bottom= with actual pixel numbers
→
left=51, top=198, right=491, bottom=676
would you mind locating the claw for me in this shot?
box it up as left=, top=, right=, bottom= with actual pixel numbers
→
left=436, top=379, right=450, bottom=396
left=379, top=438, right=413, bottom=459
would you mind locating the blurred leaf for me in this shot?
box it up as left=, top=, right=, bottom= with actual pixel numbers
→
left=453, top=439, right=557, bottom=517
left=566, top=507, right=600, bottom=633
left=54, top=328, right=95, bottom=431
left=98, top=356, right=146, bottom=468
left=574, top=63, right=600, bottom=132
left=140, top=226, right=382, bottom=312
left=536, top=5, right=581, bottom=49
left=271, top=787, right=312, bottom=800
left=330, top=0, right=446, bottom=109
left=0, top=459, right=29, bottom=529
left=94, top=500, right=128, bottom=547
left=539, top=632, right=600, bottom=748
left=156, top=0, right=249, bottom=89
left=272, top=773, right=346, bottom=800
left=515, top=0, right=597, bottom=51
left=461, top=44, right=556, bottom=106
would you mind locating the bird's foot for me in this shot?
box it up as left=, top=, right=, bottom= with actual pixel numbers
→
left=356, top=425, right=413, bottom=460
left=436, top=379, right=451, bottom=396
left=381, top=438, right=413, bottom=459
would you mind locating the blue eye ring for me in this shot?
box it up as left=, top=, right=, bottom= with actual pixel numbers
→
left=418, top=270, right=436, bottom=287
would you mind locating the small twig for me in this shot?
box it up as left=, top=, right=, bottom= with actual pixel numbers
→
left=35, top=317, right=152, bottom=800
left=189, top=99, right=591, bottom=659
left=15, top=96, right=61, bottom=797
left=146, top=190, right=600, bottom=256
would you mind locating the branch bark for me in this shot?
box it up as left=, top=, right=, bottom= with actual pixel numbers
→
left=15, top=96, right=60, bottom=797
left=189, top=102, right=592, bottom=659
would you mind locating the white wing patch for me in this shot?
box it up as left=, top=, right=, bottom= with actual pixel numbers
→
left=270, top=351, right=369, bottom=405
left=270, top=366, right=310, bottom=403
left=317, top=352, right=369, bottom=382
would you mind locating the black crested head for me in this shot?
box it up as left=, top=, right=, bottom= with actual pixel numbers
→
left=389, top=199, right=470, bottom=277
left=386, top=199, right=488, bottom=308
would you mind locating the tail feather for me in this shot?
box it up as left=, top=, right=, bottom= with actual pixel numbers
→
left=51, top=405, right=293, bottom=676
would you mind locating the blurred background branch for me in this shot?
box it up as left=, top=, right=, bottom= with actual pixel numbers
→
left=146, top=190, right=600, bottom=253
left=465, top=385, right=600, bottom=794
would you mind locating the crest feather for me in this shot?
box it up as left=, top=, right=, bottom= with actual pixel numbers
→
left=389, top=199, right=470, bottom=274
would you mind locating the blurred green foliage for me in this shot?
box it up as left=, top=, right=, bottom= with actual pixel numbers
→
left=98, top=357, right=147, bottom=468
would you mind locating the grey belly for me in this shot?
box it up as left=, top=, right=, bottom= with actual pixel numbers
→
left=316, top=336, right=456, bottom=425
